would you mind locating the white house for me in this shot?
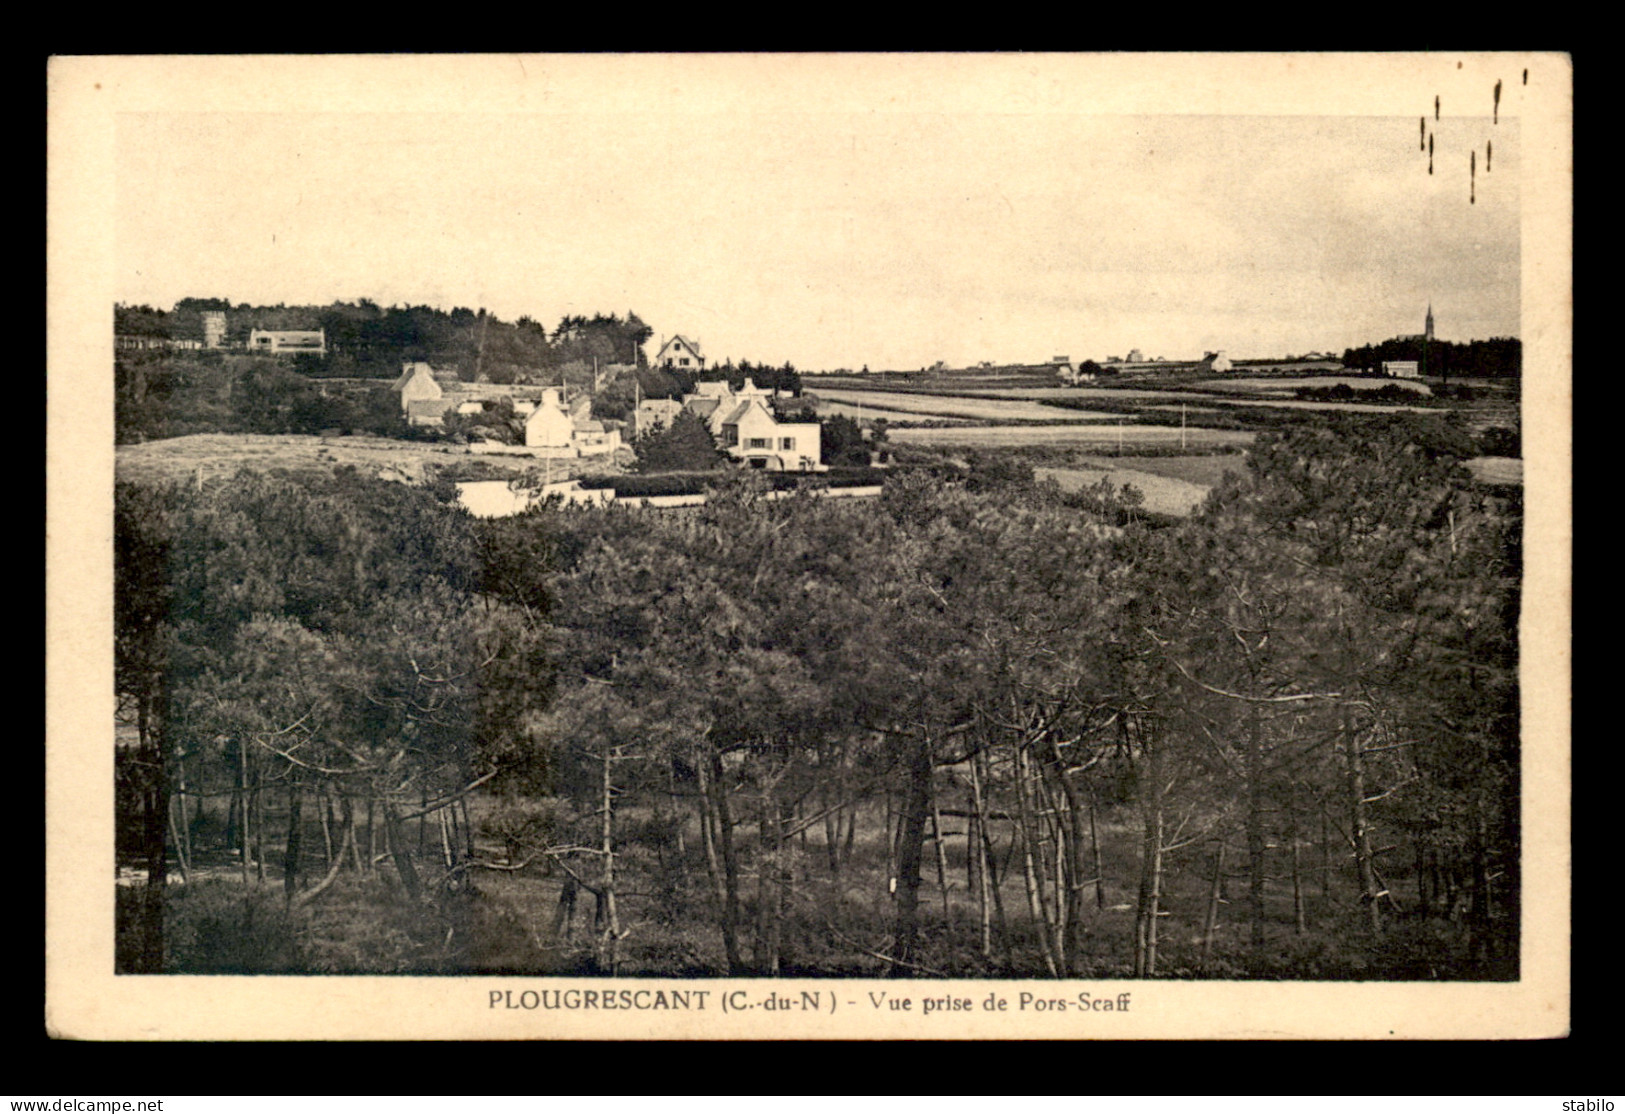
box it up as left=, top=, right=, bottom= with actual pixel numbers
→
left=248, top=328, right=327, bottom=356
left=1198, top=350, right=1234, bottom=372
left=523, top=388, right=576, bottom=450
left=1383, top=360, right=1422, bottom=379
left=571, top=415, right=621, bottom=457
left=718, top=398, right=823, bottom=471
left=523, top=388, right=622, bottom=456
left=655, top=335, right=705, bottom=370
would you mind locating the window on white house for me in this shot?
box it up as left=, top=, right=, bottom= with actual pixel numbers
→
left=748, top=438, right=770, bottom=449
left=780, top=438, right=795, bottom=450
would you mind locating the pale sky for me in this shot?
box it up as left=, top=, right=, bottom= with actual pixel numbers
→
left=114, top=79, right=1521, bottom=370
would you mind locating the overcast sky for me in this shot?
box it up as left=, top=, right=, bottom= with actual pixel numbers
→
left=115, top=79, right=1521, bottom=369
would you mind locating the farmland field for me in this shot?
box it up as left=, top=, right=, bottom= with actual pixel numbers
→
left=810, top=402, right=978, bottom=425
left=810, top=389, right=1114, bottom=422
left=1195, top=376, right=1433, bottom=395
left=952, top=386, right=1440, bottom=415
left=888, top=424, right=1255, bottom=449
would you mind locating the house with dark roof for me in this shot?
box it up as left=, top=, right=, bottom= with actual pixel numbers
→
left=406, top=397, right=456, bottom=426
left=394, top=361, right=469, bottom=424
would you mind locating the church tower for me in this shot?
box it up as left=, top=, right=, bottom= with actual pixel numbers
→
left=1425, top=303, right=1435, bottom=342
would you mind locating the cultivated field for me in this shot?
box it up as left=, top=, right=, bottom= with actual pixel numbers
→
left=1196, top=376, right=1433, bottom=395
left=956, top=386, right=1440, bottom=415
left=888, top=425, right=1256, bottom=449
left=811, top=402, right=978, bottom=425
left=811, top=389, right=1114, bottom=422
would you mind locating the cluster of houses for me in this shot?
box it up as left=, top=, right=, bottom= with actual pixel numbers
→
left=392, top=362, right=623, bottom=458
left=631, top=372, right=823, bottom=472
left=393, top=333, right=824, bottom=471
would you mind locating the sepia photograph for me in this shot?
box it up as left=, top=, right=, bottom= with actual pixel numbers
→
left=47, top=53, right=1570, bottom=1039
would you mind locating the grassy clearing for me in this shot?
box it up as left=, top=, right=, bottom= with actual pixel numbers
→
left=115, top=433, right=598, bottom=487
left=1043, top=452, right=1250, bottom=489
left=1464, top=457, right=1523, bottom=485
left=1036, top=467, right=1211, bottom=517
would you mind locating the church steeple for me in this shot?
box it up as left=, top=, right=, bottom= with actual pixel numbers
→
left=1425, top=303, right=1435, bottom=342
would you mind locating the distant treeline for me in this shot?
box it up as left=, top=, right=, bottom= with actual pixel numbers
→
left=1342, top=336, right=1521, bottom=379
left=115, top=300, right=656, bottom=385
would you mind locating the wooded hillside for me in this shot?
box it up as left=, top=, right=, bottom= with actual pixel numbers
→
left=115, top=415, right=1520, bottom=979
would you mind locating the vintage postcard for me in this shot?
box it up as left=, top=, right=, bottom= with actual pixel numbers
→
left=47, top=52, right=1570, bottom=1040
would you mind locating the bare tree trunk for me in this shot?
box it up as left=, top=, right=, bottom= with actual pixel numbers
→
left=707, top=746, right=745, bottom=975
left=175, top=756, right=192, bottom=873
left=1033, top=766, right=1066, bottom=959
left=1201, top=838, right=1226, bottom=966
left=320, top=784, right=335, bottom=868
left=1290, top=804, right=1307, bottom=934
left=843, top=797, right=858, bottom=867
left=1415, top=837, right=1433, bottom=918
left=754, top=790, right=785, bottom=976
left=1345, top=710, right=1381, bottom=934
left=969, top=756, right=993, bottom=959
left=384, top=800, right=420, bottom=900
left=250, top=771, right=267, bottom=885
left=238, top=744, right=251, bottom=886
left=294, top=817, right=353, bottom=909
left=438, top=807, right=454, bottom=869
left=695, top=752, right=723, bottom=900
left=598, top=746, right=621, bottom=974
left=553, top=873, right=578, bottom=944
left=1133, top=720, right=1165, bottom=979
left=1247, top=709, right=1266, bottom=950
left=824, top=795, right=842, bottom=879
left=1049, top=740, right=1090, bottom=975
left=930, top=785, right=951, bottom=920
left=167, top=794, right=190, bottom=885
left=890, top=732, right=933, bottom=975
left=1015, top=745, right=1059, bottom=977
left=1320, top=804, right=1332, bottom=902
left=1088, top=785, right=1106, bottom=911
left=345, top=794, right=364, bottom=874
left=283, top=778, right=304, bottom=899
